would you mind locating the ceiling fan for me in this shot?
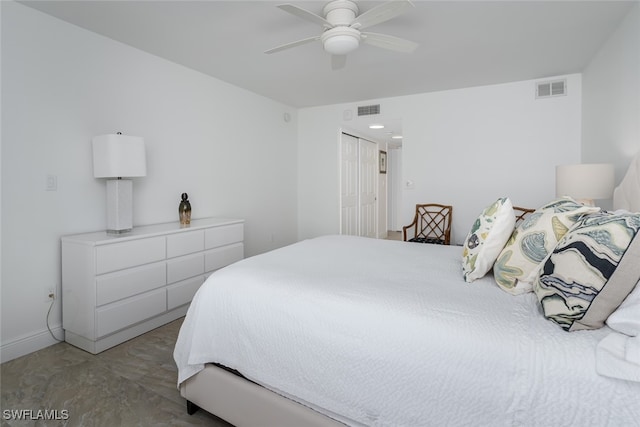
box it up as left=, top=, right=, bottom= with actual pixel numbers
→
left=264, top=0, right=419, bottom=69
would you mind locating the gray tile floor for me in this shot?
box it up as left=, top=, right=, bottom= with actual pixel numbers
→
left=386, top=231, right=402, bottom=241
left=1, top=318, right=232, bottom=426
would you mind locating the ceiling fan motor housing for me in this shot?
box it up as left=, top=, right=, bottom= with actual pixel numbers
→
left=323, top=0, right=359, bottom=26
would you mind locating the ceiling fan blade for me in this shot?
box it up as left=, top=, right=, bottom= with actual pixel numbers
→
left=277, top=4, right=332, bottom=28
left=331, top=55, right=347, bottom=70
left=351, top=0, right=415, bottom=30
left=264, top=35, right=320, bottom=54
left=361, top=32, right=418, bottom=53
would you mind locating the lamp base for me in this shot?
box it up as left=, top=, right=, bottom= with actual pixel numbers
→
left=107, top=228, right=132, bottom=235
left=106, top=179, right=133, bottom=234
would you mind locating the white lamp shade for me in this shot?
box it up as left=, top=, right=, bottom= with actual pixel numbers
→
left=321, top=27, right=360, bottom=56
left=93, top=134, right=147, bottom=178
left=324, top=35, right=359, bottom=55
left=556, top=163, right=615, bottom=201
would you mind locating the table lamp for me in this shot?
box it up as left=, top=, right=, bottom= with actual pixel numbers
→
left=556, top=163, right=614, bottom=207
left=93, top=133, right=146, bottom=234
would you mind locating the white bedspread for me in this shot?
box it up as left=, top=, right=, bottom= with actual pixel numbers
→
left=174, top=235, right=640, bottom=427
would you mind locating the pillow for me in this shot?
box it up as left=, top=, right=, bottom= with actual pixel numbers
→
left=533, top=211, right=640, bottom=331
left=596, top=333, right=640, bottom=382
left=606, top=278, right=640, bottom=337
left=462, top=197, right=515, bottom=282
left=493, top=197, right=600, bottom=295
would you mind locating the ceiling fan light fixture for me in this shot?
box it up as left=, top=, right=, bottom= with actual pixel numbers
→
left=324, top=35, right=359, bottom=55
left=321, top=27, right=360, bottom=55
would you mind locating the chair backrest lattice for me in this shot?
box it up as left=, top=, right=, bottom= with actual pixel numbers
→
left=403, top=204, right=452, bottom=245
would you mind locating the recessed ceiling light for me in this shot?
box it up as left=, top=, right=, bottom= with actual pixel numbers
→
left=369, top=124, right=384, bottom=129
left=391, top=135, right=403, bottom=139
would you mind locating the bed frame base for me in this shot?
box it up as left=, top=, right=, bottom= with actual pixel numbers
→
left=186, top=400, right=200, bottom=415
left=180, top=364, right=345, bottom=427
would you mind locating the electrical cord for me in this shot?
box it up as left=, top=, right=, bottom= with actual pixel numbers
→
left=46, top=294, right=64, bottom=342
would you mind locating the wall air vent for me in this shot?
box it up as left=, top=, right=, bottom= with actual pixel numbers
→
left=357, top=104, right=381, bottom=116
left=536, top=79, right=566, bottom=99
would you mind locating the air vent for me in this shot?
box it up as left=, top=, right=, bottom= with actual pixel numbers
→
left=536, top=79, right=566, bottom=99
left=358, top=104, right=381, bottom=116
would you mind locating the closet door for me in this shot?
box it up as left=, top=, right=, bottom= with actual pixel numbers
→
left=340, top=133, right=359, bottom=235
left=339, top=133, right=378, bottom=237
left=359, top=138, right=377, bottom=238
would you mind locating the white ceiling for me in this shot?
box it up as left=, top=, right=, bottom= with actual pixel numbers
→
left=19, top=0, right=635, bottom=144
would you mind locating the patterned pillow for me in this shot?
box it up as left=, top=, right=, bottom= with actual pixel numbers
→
left=462, top=197, right=515, bottom=282
left=533, top=211, right=640, bottom=331
left=493, top=197, right=600, bottom=295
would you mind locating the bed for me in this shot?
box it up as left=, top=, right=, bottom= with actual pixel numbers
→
left=174, top=154, right=640, bottom=427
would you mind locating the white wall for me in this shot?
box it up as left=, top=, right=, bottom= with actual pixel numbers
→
left=582, top=3, right=639, bottom=182
left=298, top=75, right=582, bottom=244
left=1, top=2, right=298, bottom=361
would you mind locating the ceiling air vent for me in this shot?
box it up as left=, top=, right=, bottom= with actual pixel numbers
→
left=358, top=104, right=381, bottom=116
left=536, top=79, right=566, bottom=99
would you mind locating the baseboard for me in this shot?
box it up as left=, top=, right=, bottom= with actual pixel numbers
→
left=0, top=325, right=64, bottom=364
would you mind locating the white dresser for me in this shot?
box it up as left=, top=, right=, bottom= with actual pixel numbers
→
left=61, top=217, right=244, bottom=354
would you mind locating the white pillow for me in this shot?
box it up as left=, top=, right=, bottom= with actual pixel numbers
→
left=598, top=278, right=640, bottom=382
left=596, top=333, right=640, bottom=382
left=462, top=197, right=515, bottom=282
left=607, top=279, right=640, bottom=337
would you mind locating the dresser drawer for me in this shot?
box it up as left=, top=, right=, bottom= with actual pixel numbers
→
left=96, top=289, right=166, bottom=338
left=205, top=243, right=244, bottom=272
left=167, top=276, right=205, bottom=310
left=96, top=237, right=166, bottom=274
left=205, top=223, right=244, bottom=249
left=96, top=262, right=166, bottom=306
left=167, top=253, right=204, bottom=284
left=167, top=230, right=204, bottom=258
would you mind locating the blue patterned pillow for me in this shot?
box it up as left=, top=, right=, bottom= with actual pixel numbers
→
left=494, top=197, right=600, bottom=295
left=533, top=211, right=640, bottom=331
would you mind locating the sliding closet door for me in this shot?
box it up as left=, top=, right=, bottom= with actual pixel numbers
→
left=341, top=133, right=359, bottom=236
left=340, top=133, right=377, bottom=237
left=359, top=139, right=377, bottom=238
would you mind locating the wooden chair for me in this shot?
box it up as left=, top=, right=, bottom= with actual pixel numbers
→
left=403, top=204, right=452, bottom=245
left=513, top=206, right=535, bottom=226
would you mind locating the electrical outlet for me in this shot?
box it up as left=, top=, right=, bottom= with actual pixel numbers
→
left=46, top=286, right=56, bottom=302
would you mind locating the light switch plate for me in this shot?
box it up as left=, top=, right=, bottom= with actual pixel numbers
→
left=45, top=174, right=57, bottom=191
